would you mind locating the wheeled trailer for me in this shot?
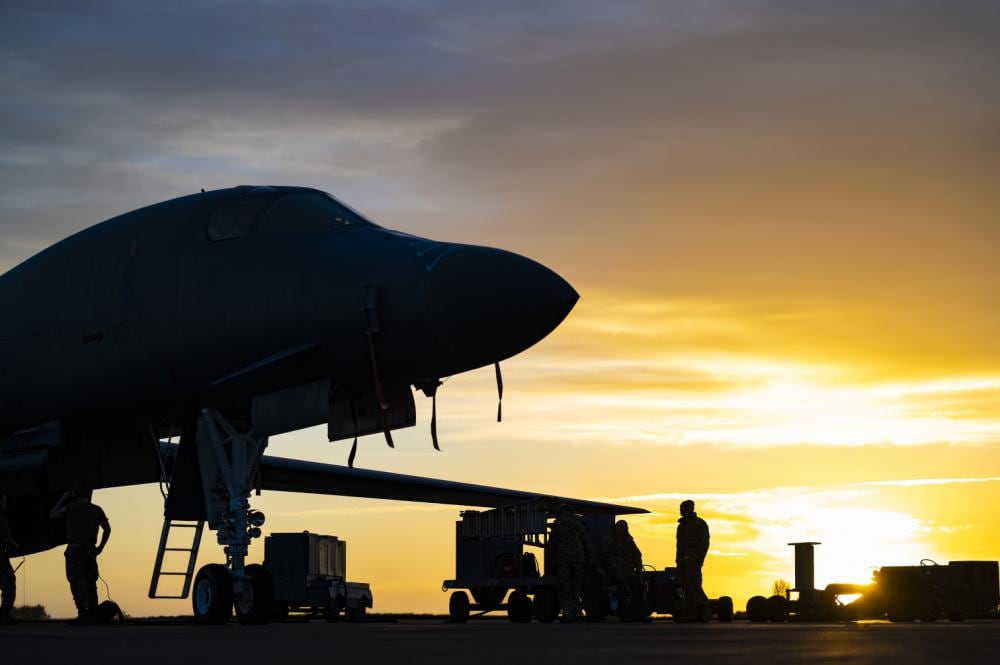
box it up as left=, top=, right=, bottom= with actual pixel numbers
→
left=264, top=532, right=373, bottom=622
left=443, top=501, right=564, bottom=623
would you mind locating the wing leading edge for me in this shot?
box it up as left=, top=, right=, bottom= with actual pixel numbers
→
left=259, top=454, right=647, bottom=516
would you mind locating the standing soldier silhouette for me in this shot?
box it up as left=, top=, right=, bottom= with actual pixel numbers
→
left=50, top=485, right=111, bottom=624
left=548, top=504, right=591, bottom=622
left=0, top=492, right=19, bottom=625
left=676, top=499, right=710, bottom=621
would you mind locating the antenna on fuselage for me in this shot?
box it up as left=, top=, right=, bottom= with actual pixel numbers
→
left=362, top=283, right=394, bottom=449
left=416, top=379, right=444, bottom=452
left=495, top=362, right=504, bottom=423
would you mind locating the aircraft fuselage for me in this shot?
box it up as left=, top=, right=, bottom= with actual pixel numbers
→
left=0, top=186, right=577, bottom=434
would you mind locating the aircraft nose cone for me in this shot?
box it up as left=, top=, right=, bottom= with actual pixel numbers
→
left=425, top=245, right=579, bottom=368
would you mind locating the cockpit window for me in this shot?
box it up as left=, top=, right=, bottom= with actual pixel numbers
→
left=256, top=191, right=369, bottom=237
left=207, top=195, right=276, bottom=241
left=207, top=189, right=373, bottom=242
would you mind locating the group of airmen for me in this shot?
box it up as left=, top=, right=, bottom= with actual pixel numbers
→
left=0, top=485, right=111, bottom=625
left=548, top=499, right=710, bottom=622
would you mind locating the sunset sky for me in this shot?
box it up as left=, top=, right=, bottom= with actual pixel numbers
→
left=2, top=1, right=999, bottom=618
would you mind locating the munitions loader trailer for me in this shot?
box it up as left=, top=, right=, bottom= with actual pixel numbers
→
left=442, top=501, right=733, bottom=623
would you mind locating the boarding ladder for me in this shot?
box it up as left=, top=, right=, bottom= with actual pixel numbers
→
left=148, top=519, right=205, bottom=599
left=147, top=431, right=206, bottom=599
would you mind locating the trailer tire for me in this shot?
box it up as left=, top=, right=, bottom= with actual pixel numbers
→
left=766, top=595, right=790, bottom=622
left=508, top=590, right=533, bottom=623
left=918, top=598, right=940, bottom=622
left=887, top=599, right=916, bottom=623
left=192, top=564, right=233, bottom=624
left=449, top=591, right=471, bottom=624
left=235, top=564, right=275, bottom=625
left=532, top=588, right=559, bottom=623
left=746, top=595, right=768, bottom=622
left=716, top=596, right=734, bottom=622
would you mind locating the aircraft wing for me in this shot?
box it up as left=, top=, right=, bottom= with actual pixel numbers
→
left=259, top=454, right=647, bottom=515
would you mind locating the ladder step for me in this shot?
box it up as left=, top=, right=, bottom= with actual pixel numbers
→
left=149, top=519, right=206, bottom=600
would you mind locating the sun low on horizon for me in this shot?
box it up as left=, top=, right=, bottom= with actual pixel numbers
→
left=2, top=1, right=999, bottom=619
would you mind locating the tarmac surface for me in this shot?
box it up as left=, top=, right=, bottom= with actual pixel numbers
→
left=2, top=618, right=997, bottom=664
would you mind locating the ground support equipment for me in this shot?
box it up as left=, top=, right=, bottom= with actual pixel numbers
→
left=264, top=531, right=373, bottom=622
left=442, top=500, right=733, bottom=623
left=744, top=542, right=1000, bottom=623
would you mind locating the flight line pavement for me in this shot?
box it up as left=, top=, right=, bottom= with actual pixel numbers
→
left=1, top=618, right=997, bottom=664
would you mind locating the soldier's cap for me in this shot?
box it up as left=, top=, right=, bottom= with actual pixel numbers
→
left=557, top=503, right=573, bottom=514
left=680, top=499, right=695, bottom=512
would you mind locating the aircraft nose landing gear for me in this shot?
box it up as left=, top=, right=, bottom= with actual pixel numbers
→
left=152, top=408, right=374, bottom=625
left=150, top=408, right=272, bottom=624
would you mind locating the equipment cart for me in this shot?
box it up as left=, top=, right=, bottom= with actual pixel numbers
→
left=644, top=567, right=734, bottom=622
left=264, top=532, right=373, bottom=622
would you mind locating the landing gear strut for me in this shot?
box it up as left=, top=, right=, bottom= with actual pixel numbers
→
left=189, top=408, right=270, bottom=624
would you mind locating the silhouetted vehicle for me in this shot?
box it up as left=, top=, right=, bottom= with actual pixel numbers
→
left=443, top=502, right=733, bottom=623
left=261, top=532, right=371, bottom=623
left=745, top=542, right=1000, bottom=622
left=444, top=501, right=641, bottom=623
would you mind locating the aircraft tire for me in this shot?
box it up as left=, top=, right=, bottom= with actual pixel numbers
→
left=193, top=564, right=233, bottom=624
left=234, top=564, right=275, bottom=625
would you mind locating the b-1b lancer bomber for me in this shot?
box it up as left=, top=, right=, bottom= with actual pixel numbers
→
left=0, top=185, right=643, bottom=622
